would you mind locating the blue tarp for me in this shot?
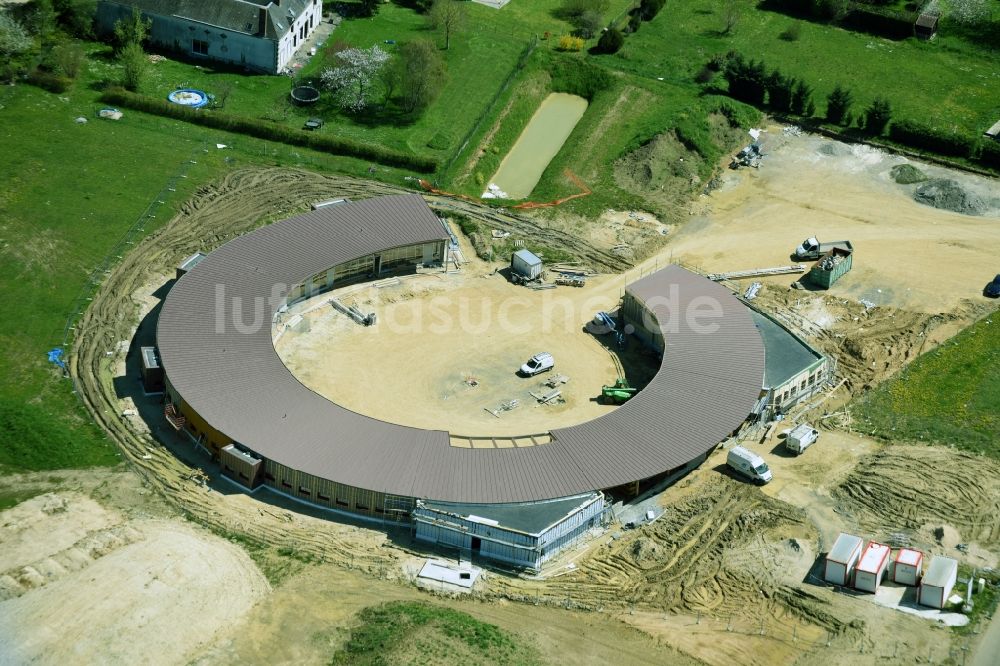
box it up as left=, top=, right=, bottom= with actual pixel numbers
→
left=47, top=348, right=66, bottom=370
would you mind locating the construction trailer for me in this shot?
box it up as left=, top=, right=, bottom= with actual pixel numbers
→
left=919, top=556, right=958, bottom=609
left=854, top=542, right=891, bottom=593
left=220, top=444, right=264, bottom=490
left=825, top=533, right=864, bottom=586
left=893, top=548, right=924, bottom=586
left=511, top=249, right=543, bottom=282
left=139, top=346, right=164, bottom=393
left=413, top=493, right=605, bottom=572
left=807, top=247, right=853, bottom=289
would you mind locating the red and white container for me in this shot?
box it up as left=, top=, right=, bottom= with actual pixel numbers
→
left=892, top=548, right=924, bottom=586
left=854, top=542, right=891, bottom=593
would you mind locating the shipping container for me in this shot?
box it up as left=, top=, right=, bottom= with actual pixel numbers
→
left=825, top=533, right=864, bottom=586
left=892, top=548, right=924, bottom=586
left=919, top=556, right=958, bottom=609
left=511, top=249, right=542, bottom=280
left=854, top=542, right=891, bottom=593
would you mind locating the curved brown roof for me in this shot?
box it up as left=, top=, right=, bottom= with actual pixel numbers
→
left=158, top=194, right=765, bottom=503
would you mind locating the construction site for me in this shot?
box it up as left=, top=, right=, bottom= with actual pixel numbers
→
left=3, top=127, right=999, bottom=665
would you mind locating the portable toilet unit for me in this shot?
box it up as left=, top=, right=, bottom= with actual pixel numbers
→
left=511, top=249, right=542, bottom=280
left=919, top=556, right=958, bottom=609
left=824, top=533, right=863, bottom=586
left=892, top=548, right=924, bottom=586
left=854, top=542, right=891, bottom=593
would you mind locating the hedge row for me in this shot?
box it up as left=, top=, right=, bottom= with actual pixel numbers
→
left=888, top=118, right=977, bottom=158
left=98, top=87, right=439, bottom=173
left=842, top=6, right=916, bottom=40
left=26, top=70, right=73, bottom=94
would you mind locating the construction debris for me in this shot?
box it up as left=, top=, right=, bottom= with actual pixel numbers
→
left=743, top=282, right=762, bottom=300
left=707, top=265, right=806, bottom=281
left=330, top=299, right=376, bottom=326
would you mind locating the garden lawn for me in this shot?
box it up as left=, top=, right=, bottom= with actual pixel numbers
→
left=853, top=315, right=1000, bottom=458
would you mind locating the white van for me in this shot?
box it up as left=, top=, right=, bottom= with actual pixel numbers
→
left=727, top=446, right=772, bottom=484
left=519, top=352, right=554, bottom=376
left=785, top=424, right=818, bottom=455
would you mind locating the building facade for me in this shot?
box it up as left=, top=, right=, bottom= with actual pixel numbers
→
left=96, top=0, right=324, bottom=74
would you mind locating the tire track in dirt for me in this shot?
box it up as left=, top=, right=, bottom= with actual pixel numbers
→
left=834, top=445, right=1000, bottom=544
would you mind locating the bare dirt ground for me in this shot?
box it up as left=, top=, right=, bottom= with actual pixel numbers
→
left=661, top=128, right=1000, bottom=315
left=275, top=269, right=658, bottom=436
left=50, top=135, right=1000, bottom=665
left=0, top=473, right=268, bottom=665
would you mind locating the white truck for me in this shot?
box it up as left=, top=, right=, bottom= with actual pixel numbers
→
left=793, top=237, right=853, bottom=261
left=784, top=424, right=819, bottom=455
left=726, top=446, right=772, bottom=485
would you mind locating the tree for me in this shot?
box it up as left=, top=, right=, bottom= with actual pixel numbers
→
left=27, top=0, right=58, bottom=44
left=944, top=0, right=990, bottom=25
left=0, top=10, right=33, bottom=82
left=359, top=0, right=379, bottom=18
left=639, top=0, right=665, bottom=21
left=51, top=39, right=85, bottom=78
left=320, top=45, right=390, bottom=112
left=825, top=84, right=853, bottom=125
left=722, top=0, right=742, bottom=35
left=119, top=40, right=146, bottom=91
left=791, top=79, right=813, bottom=115
left=557, top=0, right=610, bottom=21
left=113, top=6, right=150, bottom=51
left=429, top=0, right=466, bottom=50
left=766, top=70, right=794, bottom=112
left=53, top=0, right=96, bottom=37
left=863, top=96, right=892, bottom=135
left=397, top=40, right=446, bottom=114
left=596, top=27, right=624, bottom=54
left=723, top=53, right=767, bottom=105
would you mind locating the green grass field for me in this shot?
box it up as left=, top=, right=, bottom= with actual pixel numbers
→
left=0, top=80, right=404, bottom=473
left=852, top=315, right=1000, bottom=458
left=331, top=601, right=541, bottom=665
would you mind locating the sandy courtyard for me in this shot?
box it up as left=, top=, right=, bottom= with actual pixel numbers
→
left=275, top=271, right=660, bottom=436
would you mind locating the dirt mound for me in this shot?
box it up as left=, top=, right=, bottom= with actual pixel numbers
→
left=913, top=178, right=988, bottom=215
left=817, top=142, right=846, bottom=157
left=834, top=445, right=1000, bottom=546
left=890, top=164, right=927, bottom=184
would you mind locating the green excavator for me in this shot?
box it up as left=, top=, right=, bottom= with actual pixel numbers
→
left=601, top=378, right=637, bottom=404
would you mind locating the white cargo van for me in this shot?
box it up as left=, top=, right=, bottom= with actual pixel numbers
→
left=727, top=446, right=772, bottom=484
left=785, top=424, right=819, bottom=455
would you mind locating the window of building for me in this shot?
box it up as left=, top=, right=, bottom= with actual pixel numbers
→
left=281, top=480, right=292, bottom=489
left=264, top=472, right=275, bottom=481
left=317, top=492, right=331, bottom=501
left=299, top=486, right=311, bottom=496
left=239, top=472, right=249, bottom=481
left=192, top=39, right=209, bottom=55
left=356, top=502, right=369, bottom=511
left=336, top=498, right=348, bottom=507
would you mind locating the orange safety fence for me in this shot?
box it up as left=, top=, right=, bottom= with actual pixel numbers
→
left=418, top=168, right=592, bottom=210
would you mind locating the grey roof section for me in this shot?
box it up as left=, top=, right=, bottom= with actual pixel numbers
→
left=923, top=556, right=957, bottom=587
left=106, top=0, right=310, bottom=38
left=158, top=196, right=765, bottom=504
left=419, top=492, right=600, bottom=536
left=749, top=309, right=823, bottom=388
left=828, top=532, right=863, bottom=563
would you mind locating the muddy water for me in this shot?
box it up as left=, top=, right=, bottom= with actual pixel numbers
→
left=490, top=92, right=588, bottom=199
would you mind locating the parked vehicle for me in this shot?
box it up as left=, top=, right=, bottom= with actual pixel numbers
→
left=984, top=274, right=1000, bottom=298
left=601, top=378, right=636, bottom=404
left=519, top=352, right=554, bottom=376
left=726, top=446, right=772, bottom=484
left=793, top=237, right=853, bottom=261
left=785, top=424, right=819, bottom=455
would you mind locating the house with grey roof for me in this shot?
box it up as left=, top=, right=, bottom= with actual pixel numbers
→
left=96, top=0, right=324, bottom=74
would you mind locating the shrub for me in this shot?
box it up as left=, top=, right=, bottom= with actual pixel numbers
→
left=627, top=13, right=642, bottom=33
left=978, top=140, right=1000, bottom=170
left=639, top=0, right=665, bottom=21
left=119, top=41, right=147, bottom=91
left=825, top=84, right=853, bottom=125
left=863, top=96, right=892, bottom=135
left=26, top=69, right=72, bottom=93
left=596, top=28, right=625, bottom=54
left=779, top=22, right=802, bottom=41
left=549, top=57, right=611, bottom=99
left=694, top=65, right=715, bottom=84
left=888, top=118, right=977, bottom=158
left=556, top=35, right=585, bottom=51
left=766, top=70, right=795, bottom=112
left=98, top=87, right=439, bottom=172
left=791, top=79, right=813, bottom=115
left=51, top=40, right=85, bottom=79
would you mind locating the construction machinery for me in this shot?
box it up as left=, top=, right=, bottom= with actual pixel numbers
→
left=601, top=378, right=637, bottom=404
